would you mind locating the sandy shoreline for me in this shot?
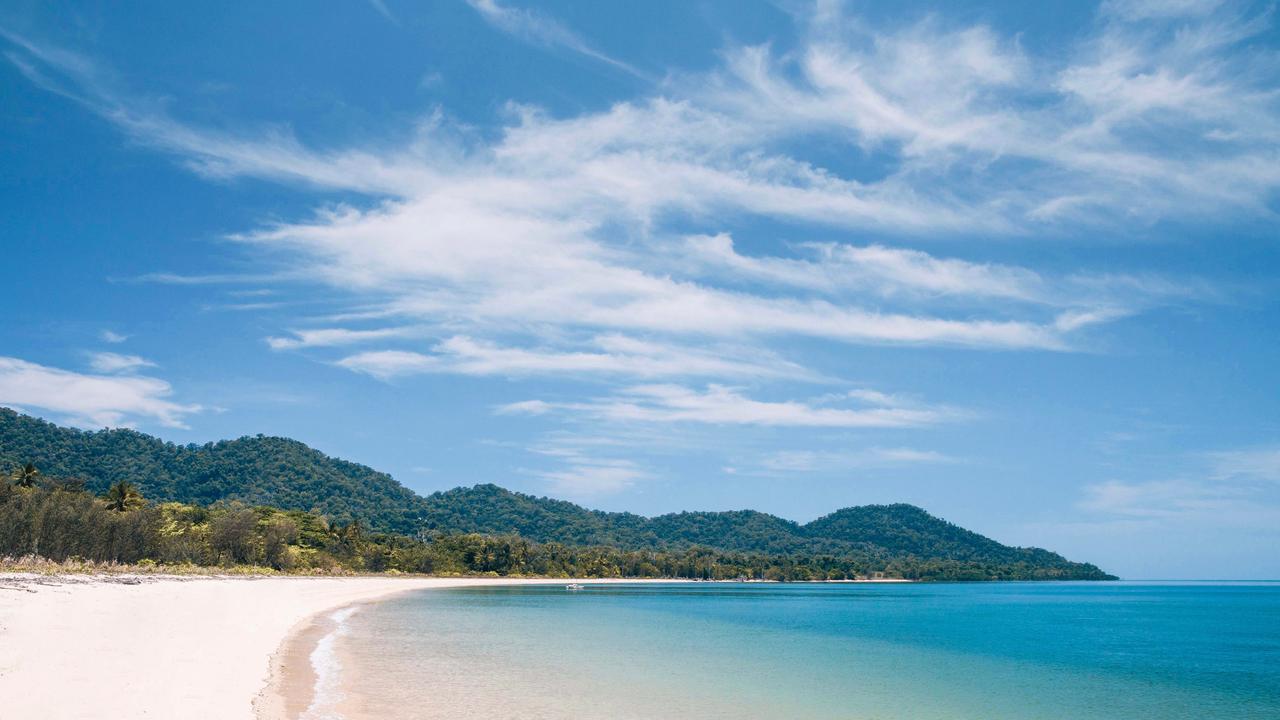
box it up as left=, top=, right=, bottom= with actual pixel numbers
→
left=0, top=574, right=621, bottom=720
left=254, top=576, right=676, bottom=720
left=0, top=574, right=911, bottom=719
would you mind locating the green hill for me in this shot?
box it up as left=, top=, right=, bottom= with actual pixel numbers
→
left=0, top=409, right=427, bottom=532
left=0, top=408, right=1114, bottom=579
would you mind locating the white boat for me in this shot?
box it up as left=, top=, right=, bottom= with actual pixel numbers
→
left=565, top=583, right=584, bottom=591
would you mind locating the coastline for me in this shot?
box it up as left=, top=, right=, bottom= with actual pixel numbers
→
left=260, top=576, right=914, bottom=720
left=0, top=573, right=680, bottom=720
left=0, top=573, right=561, bottom=720
left=256, top=577, right=685, bottom=720
left=0, top=573, right=916, bottom=720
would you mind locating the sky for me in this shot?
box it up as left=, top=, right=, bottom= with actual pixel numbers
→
left=1, top=0, right=1277, bottom=579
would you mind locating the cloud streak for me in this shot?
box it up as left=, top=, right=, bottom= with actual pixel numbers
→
left=266, top=327, right=414, bottom=351
left=500, top=384, right=959, bottom=428
left=756, top=447, right=955, bottom=474
left=0, top=357, right=201, bottom=428
left=336, top=335, right=811, bottom=381
left=87, top=352, right=158, bottom=374
left=1081, top=443, right=1280, bottom=522
left=466, top=0, right=646, bottom=78
left=2, top=6, right=1247, bottom=388
left=0, top=4, right=1260, bottom=466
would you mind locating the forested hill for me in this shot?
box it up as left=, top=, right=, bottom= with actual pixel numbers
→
left=0, top=409, right=429, bottom=532
left=0, top=409, right=1114, bottom=579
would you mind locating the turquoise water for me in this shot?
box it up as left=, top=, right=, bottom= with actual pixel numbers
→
left=332, top=582, right=1280, bottom=719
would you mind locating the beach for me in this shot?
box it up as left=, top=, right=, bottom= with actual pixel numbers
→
left=0, top=574, right=621, bottom=720
left=6, top=576, right=1276, bottom=720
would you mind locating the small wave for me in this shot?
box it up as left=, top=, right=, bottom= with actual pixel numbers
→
left=300, top=605, right=361, bottom=720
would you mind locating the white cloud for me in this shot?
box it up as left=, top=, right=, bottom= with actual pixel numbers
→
left=334, top=350, right=434, bottom=380
left=709, top=6, right=1279, bottom=222
left=500, top=384, right=959, bottom=428
left=536, top=456, right=647, bottom=496
left=250, top=198, right=1072, bottom=348
left=681, top=234, right=1044, bottom=302
left=843, top=389, right=901, bottom=406
left=0, top=357, right=201, bottom=428
left=99, top=330, right=128, bottom=344
left=874, top=447, right=955, bottom=463
left=129, top=271, right=286, bottom=285
left=336, top=334, right=811, bottom=380
left=519, top=441, right=651, bottom=496
left=466, top=0, right=645, bottom=78
left=1079, top=478, right=1250, bottom=518
left=495, top=399, right=553, bottom=416
left=1210, top=447, right=1280, bottom=483
left=266, top=327, right=414, bottom=351
left=0, top=5, right=1257, bottom=387
left=87, top=352, right=157, bottom=374
left=1102, top=0, right=1225, bottom=21
left=1081, top=444, right=1280, bottom=521
left=367, top=0, right=397, bottom=24
left=758, top=446, right=954, bottom=473
left=8, top=5, right=1277, bottom=231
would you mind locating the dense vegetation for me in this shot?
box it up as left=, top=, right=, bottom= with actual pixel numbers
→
left=0, top=409, right=427, bottom=532
left=0, top=482, right=1106, bottom=581
left=0, top=409, right=1116, bottom=580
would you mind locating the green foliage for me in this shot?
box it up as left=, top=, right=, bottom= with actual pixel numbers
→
left=0, top=482, right=1115, bottom=580
left=0, top=409, right=1116, bottom=580
left=0, top=409, right=426, bottom=532
left=103, top=480, right=145, bottom=512
left=11, top=461, right=39, bottom=488
left=418, top=485, right=1115, bottom=579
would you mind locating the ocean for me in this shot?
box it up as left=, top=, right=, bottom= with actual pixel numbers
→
left=315, top=581, right=1280, bottom=719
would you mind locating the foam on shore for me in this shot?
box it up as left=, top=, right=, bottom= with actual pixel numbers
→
left=300, top=605, right=360, bottom=720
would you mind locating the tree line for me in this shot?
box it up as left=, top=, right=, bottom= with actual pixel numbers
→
left=0, top=465, right=1106, bottom=581
left=0, top=410, right=1117, bottom=581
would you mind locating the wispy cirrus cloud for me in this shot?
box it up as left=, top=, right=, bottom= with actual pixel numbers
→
left=240, top=203, right=1078, bottom=350
left=1102, top=0, right=1226, bottom=21
left=1, top=3, right=1266, bottom=487
left=1080, top=443, right=1280, bottom=522
left=679, top=234, right=1043, bottom=302
left=465, top=0, right=646, bottom=79
left=527, top=447, right=648, bottom=497
left=87, top=352, right=157, bottom=374
left=127, top=271, right=288, bottom=286
left=1080, top=478, right=1254, bottom=519
left=2, top=5, right=1250, bottom=386
left=0, top=357, right=201, bottom=428
left=366, top=0, right=398, bottom=25
left=1209, top=447, right=1280, bottom=483
left=266, top=327, right=415, bottom=351
left=678, top=233, right=1209, bottom=310
left=755, top=446, right=956, bottom=474
left=499, top=384, right=959, bottom=428
left=336, top=334, right=811, bottom=381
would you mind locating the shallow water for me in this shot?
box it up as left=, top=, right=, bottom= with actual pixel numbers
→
left=328, top=582, right=1280, bottom=719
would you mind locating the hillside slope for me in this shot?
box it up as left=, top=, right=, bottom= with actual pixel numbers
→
left=0, top=409, right=1114, bottom=578
left=0, top=409, right=428, bottom=532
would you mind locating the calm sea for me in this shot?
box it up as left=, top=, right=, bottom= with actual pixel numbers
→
left=318, top=582, right=1280, bottom=719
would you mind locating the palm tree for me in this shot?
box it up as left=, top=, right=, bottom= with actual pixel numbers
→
left=103, top=480, right=145, bottom=512
left=12, top=462, right=39, bottom=488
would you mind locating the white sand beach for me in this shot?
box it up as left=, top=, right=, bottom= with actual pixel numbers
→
left=0, top=574, right=612, bottom=720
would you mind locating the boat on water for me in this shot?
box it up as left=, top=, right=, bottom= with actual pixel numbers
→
left=565, top=583, right=585, bottom=591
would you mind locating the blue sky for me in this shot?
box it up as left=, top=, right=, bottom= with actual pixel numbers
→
left=1, top=0, right=1277, bottom=579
